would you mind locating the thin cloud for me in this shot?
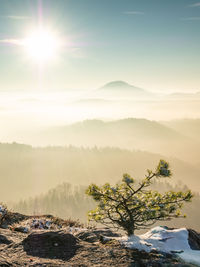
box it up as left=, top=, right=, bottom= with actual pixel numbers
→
left=0, top=15, right=30, bottom=20
left=181, top=17, right=200, bottom=21
left=123, top=11, right=144, bottom=15
left=0, top=39, right=23, bottom=45
left=189, top=2, right=200, bottom=7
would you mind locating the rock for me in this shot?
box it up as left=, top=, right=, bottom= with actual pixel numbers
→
left=92, top=228, right=121, bottom=237
left=14, top=226, right=29, bottom=233
left=22, top=231, right=79, bottom=260
left=0, top=212, right=199, bottom=266
left=0, top=260, right=12, bottom=266
left=188, top=228, right=200, bottom=250
left=75, top=231, right=98, bottom=243
left=75, top=228, right=121, bottom=243
left=0, top=234, right=12, bottom=245
left=0, top=212, right=28, bottom=229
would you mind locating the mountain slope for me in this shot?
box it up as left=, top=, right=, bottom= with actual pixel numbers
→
left=46, top=118, right=199, bottom=162
left=96, top=80, right=154, bottom=99
left=163, top=119, right=200, bottom=141
left=100, top=81, right=145, bottom=92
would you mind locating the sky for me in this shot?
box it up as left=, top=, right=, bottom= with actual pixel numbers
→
left=0, top=0, right=200, bottom=92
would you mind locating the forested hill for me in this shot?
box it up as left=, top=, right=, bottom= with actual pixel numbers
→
left=44, top=118, right=200, bottom=163
left=12, top=180, right=200, bottom=232
left=0, top=142, right=199, bottom=202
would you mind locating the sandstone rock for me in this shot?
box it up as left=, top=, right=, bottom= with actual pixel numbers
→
left=75, top=228, right=121, bottom=243
left=22, top=231, right=79, bottom=260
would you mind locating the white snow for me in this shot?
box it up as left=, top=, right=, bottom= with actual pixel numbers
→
left=119, top=226, right=200, bottom=266
left=180, top=250, right=200, bottom=266
left=0, top=205, right=7, bottom=215
left=30, top=219, right=52, bottom=229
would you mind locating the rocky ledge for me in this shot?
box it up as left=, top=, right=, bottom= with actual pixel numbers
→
left=0, top=211, right=199, bottom=266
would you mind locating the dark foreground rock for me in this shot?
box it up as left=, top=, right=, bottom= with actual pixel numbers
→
left=23, top=231, right=78, bottom=260
left=188, top=229, right=200, bottom=250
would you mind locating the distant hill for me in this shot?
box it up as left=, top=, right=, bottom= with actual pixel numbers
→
left=65, top=118, right=184, bottom=141
left=47, top=118, right=199, bottom=162
left=1, top=142, right=200, bottom=203
left=96, top=81, right=154, bottom=99
left=100, top=81, right=144, bottom=92
left=163, top=119, right=200, bottom=140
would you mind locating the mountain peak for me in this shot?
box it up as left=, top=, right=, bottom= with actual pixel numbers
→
left=101, top=81, right=139, bottom=90
left=96, top=81, right=155, bottom=98
left=99, top=81, right=146, bottom=93
left=103, top=81, right=132, bottom=88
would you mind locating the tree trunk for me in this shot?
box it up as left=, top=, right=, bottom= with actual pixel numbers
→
left=127, top=227, right=134, bottom=236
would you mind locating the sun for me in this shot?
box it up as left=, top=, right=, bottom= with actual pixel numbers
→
left=24, top=28, right=60, bottom=63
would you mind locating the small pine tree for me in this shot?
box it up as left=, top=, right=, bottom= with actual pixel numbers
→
left=86, top=160, right=193, bottom=236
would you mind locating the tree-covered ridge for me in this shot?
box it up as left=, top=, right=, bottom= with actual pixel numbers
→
left=12, top=168, right=200, bottom=232
left=0, top=143, right=199, bottom=203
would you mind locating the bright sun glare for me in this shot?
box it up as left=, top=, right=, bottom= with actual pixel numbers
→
left=24, top=29, right=60, bottom=63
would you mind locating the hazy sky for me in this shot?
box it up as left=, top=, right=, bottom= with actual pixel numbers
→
left=0, top=0, right=200, bottom=92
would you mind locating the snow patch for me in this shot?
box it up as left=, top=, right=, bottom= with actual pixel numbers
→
left=120, top=226, right=200, bottom=266
left=180, top=250, right=200, bottom=266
